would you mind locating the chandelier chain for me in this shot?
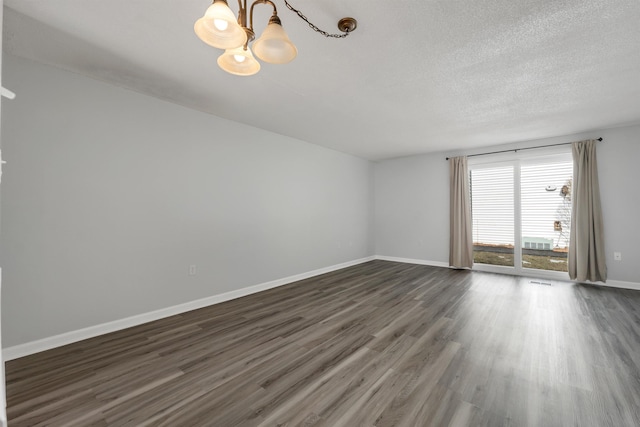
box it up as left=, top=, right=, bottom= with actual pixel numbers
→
left=283, top=0, right=351, bottom=38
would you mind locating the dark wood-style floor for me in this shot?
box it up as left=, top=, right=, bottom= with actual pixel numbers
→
left=6, top=260, right=640, bottom=426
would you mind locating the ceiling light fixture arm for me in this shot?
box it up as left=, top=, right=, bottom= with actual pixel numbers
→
left=231, top=0, right=249, bottom=47
left=249, top=0, right=278, bottom=35
left=231, top=0, right=278, bottom=48
left=235, top=0, right=246, bottom=25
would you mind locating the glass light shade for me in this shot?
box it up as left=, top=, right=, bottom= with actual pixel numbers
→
left=253, top=22, right=297, bottom=64
left=194, top=0, right=246, bottom=49
left=217, top=46, right=261, bottom=76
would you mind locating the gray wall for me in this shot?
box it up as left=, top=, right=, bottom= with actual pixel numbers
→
left=375, top=125, right=640, bottom=283
left=374, top=154, right=449, bottom=263
left=0, top=55, right=373, bottom=347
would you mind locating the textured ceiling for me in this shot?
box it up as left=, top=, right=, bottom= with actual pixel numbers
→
left=4, top=0, right=640, bottom=160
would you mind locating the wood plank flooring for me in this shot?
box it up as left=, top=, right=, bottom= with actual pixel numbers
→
left=6, top=260, right=640, bottom=426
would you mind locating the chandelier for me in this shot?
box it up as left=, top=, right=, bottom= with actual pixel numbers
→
left=194, top=0, right=357, bottom=76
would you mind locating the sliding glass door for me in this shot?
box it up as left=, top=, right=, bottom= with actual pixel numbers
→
left=470, top=153, right=572, bottom=277
left=470, top=165, right=515, bottom=267
left=520, top=160, right=573, bottom=272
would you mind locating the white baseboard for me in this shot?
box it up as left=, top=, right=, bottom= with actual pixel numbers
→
left=590, top=279, right=640, bottom=291
left=3, top=256, right=376, bottom=361
left=374, top=256, right=640, bottom=291
left=374, top=255, right=449, bottom=268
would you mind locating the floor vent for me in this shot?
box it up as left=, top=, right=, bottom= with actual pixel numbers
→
left=530, top=280, right=552, bottom=286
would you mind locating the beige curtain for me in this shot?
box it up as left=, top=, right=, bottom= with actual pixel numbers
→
left=568, top=140, right=607, bottom=282
left=449, top=156, right=473, bottom=269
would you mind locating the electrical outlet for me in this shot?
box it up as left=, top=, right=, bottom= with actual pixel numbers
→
left=614, top=252, right=622, bottom=261
left=188, top=265, right=197, bottom=276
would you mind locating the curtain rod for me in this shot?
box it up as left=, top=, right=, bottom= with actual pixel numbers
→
left=445, top=137, right=603, bottom=161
